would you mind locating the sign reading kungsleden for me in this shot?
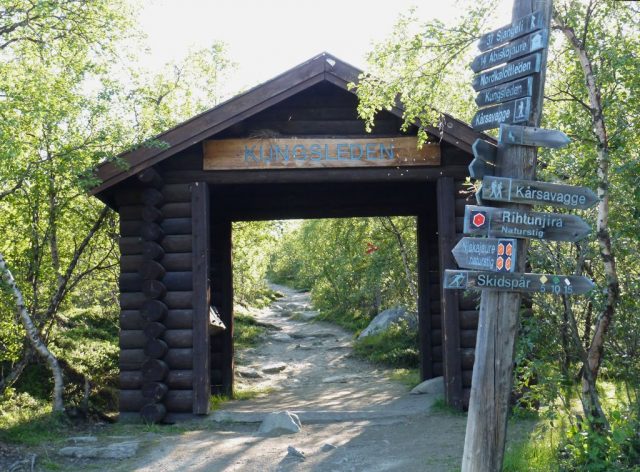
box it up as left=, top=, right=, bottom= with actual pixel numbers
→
left=203, top=137, right=440, bottom=170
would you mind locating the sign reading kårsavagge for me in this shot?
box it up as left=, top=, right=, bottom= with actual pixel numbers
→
left=443, top=269, right=595, bottom=295
left=480, top=176, right=598, bottom=210
left=463, top=205, right=591, bottom=242
left=472, top=97, right=531, bottom=131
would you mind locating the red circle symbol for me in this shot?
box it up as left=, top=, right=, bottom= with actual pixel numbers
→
left=496, top=257, right=504, bottom=270
left=505, top=257, right=512, bottom=271
left=472, top=212, right=486, bottom=227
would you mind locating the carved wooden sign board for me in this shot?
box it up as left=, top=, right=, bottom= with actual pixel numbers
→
left=452, top=237, right=517, bottom=272
left=203, top=137, right=440, bottom=170
left=480, top=176, right=598, bottom=210
left=464, top=204, right=591, bottom=242
left=443, top=269, right=595, bottom=295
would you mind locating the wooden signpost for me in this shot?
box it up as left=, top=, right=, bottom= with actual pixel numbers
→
left=471, top=97, right=531, bottom=131
left=454, top=1, right=595, bottom=470
left=480, top=176, right=598, bottom=209
left=464, top=204, right=591, bottom=242
left=469, top=139, right=497, bottom=179
left=499, top=123, right=571, bottom=148
left=444, top=269, right=595, bottom=295
left=452, top=237, right=517, bottom=272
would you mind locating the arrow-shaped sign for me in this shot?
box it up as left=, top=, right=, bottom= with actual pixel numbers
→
left=480, top=176, right=598, bottom=210
left=452, top=237, right=518, bottom=272
left=469, top=139, right=497, bottom=179
left=472, top=97, right=531, bottom=131
left=476, top=76, right=534, bottom=108
left=464, top=205, right=591, bottom=242
left=472, top=53, right=541, bottom=91
left=498, top=124, right=570, bottom=148
left=472, top=30, right=548, bottom=73
left=443, top=269, right=595, bottom=295
left=478, top=10, right=545, bottom=52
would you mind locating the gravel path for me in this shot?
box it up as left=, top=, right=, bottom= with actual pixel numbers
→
left=114, top=284, right=531, bottom=472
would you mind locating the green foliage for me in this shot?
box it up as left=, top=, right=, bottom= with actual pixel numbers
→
left=0, top=390, right=67, bottom=444
left=269, top=217, right=417, bottom=332
left=388, top=368, right=421, bottom=389
left=233, top=312, right=267, bottom=349
left=353, top=321, right=419, bottom=368
left=503, top=422, right=559, bottom=472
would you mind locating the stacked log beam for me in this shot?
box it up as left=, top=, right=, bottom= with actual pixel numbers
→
left=117, top=177, right=194, bottom=421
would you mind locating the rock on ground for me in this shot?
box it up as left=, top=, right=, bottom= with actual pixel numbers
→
left=410, top=376, right=445, bottom=395
left=358, top=306, right=417, bottom=339
left=257, top=411, right=301, bottom=436
left=58, top=441, right=139, bottom=460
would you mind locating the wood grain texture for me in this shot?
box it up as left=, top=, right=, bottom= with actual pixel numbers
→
left=461, top=2, right=552, bottom=470
left=437, top=177, right=463, bottom=409
left=203, top=137, right=440, bottom=170
left=191, top=181, right=211, bottom=415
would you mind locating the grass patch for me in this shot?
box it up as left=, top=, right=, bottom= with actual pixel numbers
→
left=352, top=322, right=419, bottom=368
left=209, top=386, right=275, bottom=411
left=503, top=421, right=559, bottom=471
left=431, top=398, right=466, bottom=416
left=388, top=368, right=421, bottom=389
left=234, top=313, right=267, bottom=348
left=0, top=391, right=70, bottom=445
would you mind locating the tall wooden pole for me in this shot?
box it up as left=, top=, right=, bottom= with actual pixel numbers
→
left=461, top=1, right=552, bottom=470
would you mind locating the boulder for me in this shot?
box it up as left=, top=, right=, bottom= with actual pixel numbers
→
left=286, top=445, right=306, bottom=460
left=410, top=376, right=445, bottom=395
left=261, top=362, right=287, bottom=374
left=358, top=306, right=417, bottom=339
left=237, top=366, right=262, bottom=379
left=258, top=411, right=301, bottom=436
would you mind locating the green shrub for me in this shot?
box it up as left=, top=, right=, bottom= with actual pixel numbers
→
left=353, top=321, right=419, bottom=368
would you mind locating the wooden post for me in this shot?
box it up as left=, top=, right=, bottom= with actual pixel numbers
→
left=417, top=211, right=433, bottom=380
left=461, top=1, right=552, bottom=470
left=191, top=182, right=211, bottom=415
left=437, top=177, right=463, bottom=408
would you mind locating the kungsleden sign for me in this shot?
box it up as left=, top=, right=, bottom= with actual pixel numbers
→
left=203, top=137, right=441, bottom=170
left=476, top=76, right=533, bottom=107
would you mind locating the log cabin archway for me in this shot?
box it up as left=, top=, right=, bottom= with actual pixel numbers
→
left=92, top=53, right=488, bottom=423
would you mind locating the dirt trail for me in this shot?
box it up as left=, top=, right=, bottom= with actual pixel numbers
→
left=117, top=285, right=529, bottom=472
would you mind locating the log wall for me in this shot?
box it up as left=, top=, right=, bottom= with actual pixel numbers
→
left=117, top=177, right=199, bottom=422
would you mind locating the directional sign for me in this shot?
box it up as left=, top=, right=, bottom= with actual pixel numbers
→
left=452, top=237, right=517, bottom=272
left=499, top=124, right=571, bottom=148
left=472, top=97, right=531, bottom=131
left=464, top=205, right=591, bottom=242
left=472, top=53, right=541, bottom=91
left=472, top=30, right=548, bottom=73
left=469, top=139, right=497, bottom=179
left=476, top=76, right=534, bottom=108
left=480, top=176, right=598, bottom=210
left=443, top=269, right=595, bottom=295
left=478, top=10, right=545, bottom=52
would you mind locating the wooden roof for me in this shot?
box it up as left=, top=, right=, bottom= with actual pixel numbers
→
left=91, top=52, right=487, bottom=196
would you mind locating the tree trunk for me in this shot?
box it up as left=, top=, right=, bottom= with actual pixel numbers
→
left=381, top=217, right=419, bottom=309
left=0, top=253, right=65, bottom=411
left=554, top=10, right=620, bottom=426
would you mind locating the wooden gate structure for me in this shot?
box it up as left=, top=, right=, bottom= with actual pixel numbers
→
left=91, top=53, right=490, bottom=422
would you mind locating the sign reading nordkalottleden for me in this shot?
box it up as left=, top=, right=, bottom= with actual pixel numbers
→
left=203, top=137, right=441, bottom=170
